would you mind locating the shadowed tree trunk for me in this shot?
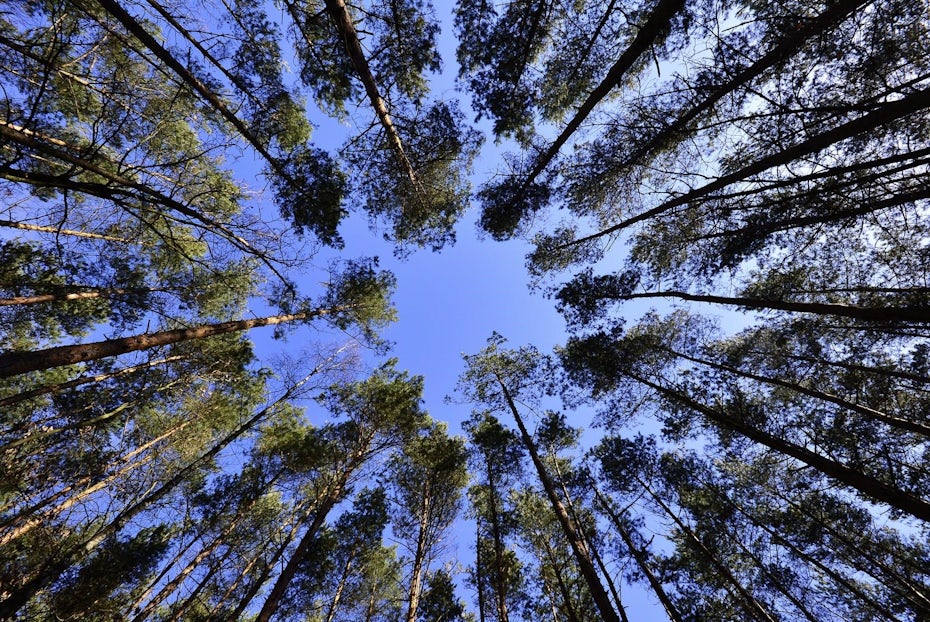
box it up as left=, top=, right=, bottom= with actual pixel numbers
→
left=495, top=373, right=621, bottom=622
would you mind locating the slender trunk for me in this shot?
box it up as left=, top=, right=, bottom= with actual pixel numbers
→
left=565, top=85, right=930, bottom=248
left=592, top=487, right=685, bottom=622
left=164, top=557, right=221, bottom=621
left=519, top=0, right=685, bottom=193
left=475, top=519, right=487, bottom=622
left=143, top=0, right=271, bottom=114
left=615, top=0, right=869, bottom=173
left=554, top=465, right=627, bottom=622
left=0, top=375, right=312, bottom=618
left=251, top=494, right=343, bottom=622
left=253, top=440, right=372, bottom=622
left=0, top=218, right=128, bottom=242
left=3, top=379, right=184, bottom=451
left=629, top=371, right=930, bottom=522
left=130, top=472, right=281, bottom=622
left=694, top=146, right=930, bottom=206
left=0, top=418, right=186, bottom=546
left=638, top=477, right=779, bottom=622
left=762, top=485, right=930, bottom=615
left=205, top=516, right=305, bottom=621
left=0, top=355, right=183, bottom=408
left=541, top=540, right=581, bottom=622
left=128, top=529, right=201, bottom=620
left=590, top=536, right=628, bottom=622
left=665, top=346, right=930, bottom=438
left=324, top=552, right=356, bottom=622
left=712, top=483, right=903, bottom=621
left=0, top=308, right=327, bottom=378
left=0, top=287, right=152, bottom=307
left=614, top=289, right=930, bottom=324
left=725, top=524, right=820, bottom=622
left=0, top=121, right=273, bottom=271
left=485, top=461, right=510, bottom=622
left=317, top=0, right=419, bottom=188
left=742, top=349, right=930, bottom=387
left=404, top=479, right=432, bottom=622
left=93, top=0, right=283, bottom=175
left=693, top=185, right=930, bottom=244
left=496, top=375, right=620, bottom=622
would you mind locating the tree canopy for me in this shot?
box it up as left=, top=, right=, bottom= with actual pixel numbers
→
left=2, top=0, right=929, bottom=619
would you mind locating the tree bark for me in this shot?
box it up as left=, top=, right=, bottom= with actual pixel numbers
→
left=311, top=0, right=419, bottom=188
left=592, top=486, right=684, bottom=622
left=612, top=289, right=930, bottom=324
left=664, top=345, right=930, bottom=439
left=518, top=0, right=686, bottom=194
left=0, top=219, right=129, bottom=242
left=404, top=479, right=432, bottom=622
left=0, top=355, right=183, bottom=408
left=615, top=0, right=869, bottom=173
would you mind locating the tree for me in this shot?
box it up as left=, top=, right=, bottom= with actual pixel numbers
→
left=459, top=335, right=622, bottom=622
left=249, top=361, right=428, bottom=621
left=285, top=0, right=482, bottom=251
left=464, top=412, right=527, bottom=622
left=389, top=421, right=469, bottom=622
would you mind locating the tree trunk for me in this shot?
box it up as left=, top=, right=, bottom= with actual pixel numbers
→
left=316, top=0, right=419, bottom=188
left=0, top=375, right=312, bottom=618
left=0, top=419, right=185, bottom=547
left=664, top=345, right=930, bottom=438
left=324, top=552, right=356, bottom=622
left=565, top=85, right=930, bottom=248
left=404, top=479, right=432, bottom=622
left=615, top=289, right=930, bottom=324
left=0, top=309, right=328, bottom=379
left=0, top=287, right=151, bottom=307
left=615, top=0, right=868, bottom=173
left=0, top=355, right=183, bottom=408
left=637, top=476, right=779, bottom=622
left=496, top=374, right=621, bottom=622
left=475, top=520, right=487, bottom=622
left=592, top=486, right=685, bottom=622
left=711, top=482, right=903, bottom=621
left=761, top=484, right=930, bottom=615
left=630, top=371, right=930, bottom=523
left=0, top=218, right=129, bottom=242
left=519, top=0, right=686, bottom=193
left=253, top=438, right=373, bottom=622
left=252, top=492, right=344, bottom=622
left=485, top=461, right=510, bottom=622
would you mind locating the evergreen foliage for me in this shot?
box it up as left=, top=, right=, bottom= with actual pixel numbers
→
left=2, top=0, right=929, bottom=619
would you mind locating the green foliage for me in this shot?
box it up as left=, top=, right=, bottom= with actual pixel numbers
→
left=321, top=258, right=398, bottom=344
left=274, top=146, right=347, bottom=246
left=418, top=569, right=471, bottom=622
